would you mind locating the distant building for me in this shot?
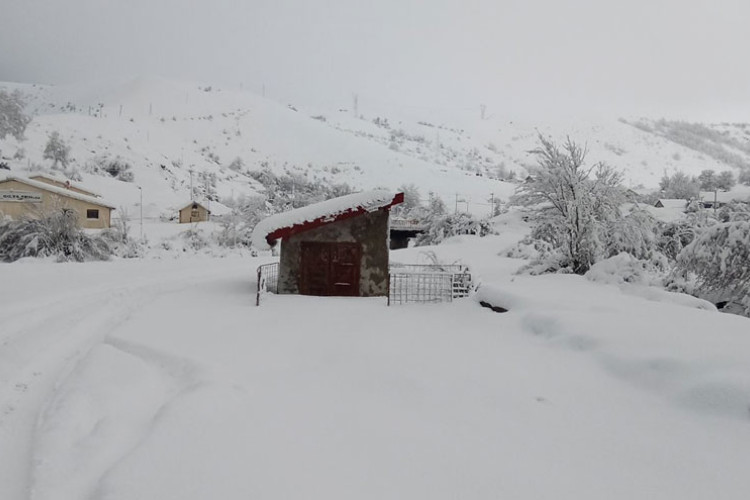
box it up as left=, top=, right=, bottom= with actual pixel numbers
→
left=253, top=190, right=403, bottom=297
left=178, top=201, right=210, bottom=223
left=654, top=199, right=688, bottom=209
left=0, top=176, right=114, bottom=229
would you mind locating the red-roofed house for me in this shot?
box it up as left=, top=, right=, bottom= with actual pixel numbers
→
left=252, top=190, right=403, bottom=297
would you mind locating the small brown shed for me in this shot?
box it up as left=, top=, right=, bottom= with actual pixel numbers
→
left=252, top=190, right=403, bottom=297
left=179, top=201, right=210, bottom=223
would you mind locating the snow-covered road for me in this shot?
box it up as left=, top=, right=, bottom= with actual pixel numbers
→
left=2, top=245, right=750, bottom=499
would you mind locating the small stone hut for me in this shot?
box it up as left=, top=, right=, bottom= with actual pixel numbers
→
left=179, top=201, right=210, bottom=223
left=252, top=190, right=403, bottom=297
left=0, top=176, right=115, bottom=229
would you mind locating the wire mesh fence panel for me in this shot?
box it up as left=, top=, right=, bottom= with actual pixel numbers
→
left=452, top=272, right=473, bottom=298
left=389, top=263, right=466, bottom=274
left=388, top=272, right=456, bottom=305
left=256, top=262, right=279, bottom=305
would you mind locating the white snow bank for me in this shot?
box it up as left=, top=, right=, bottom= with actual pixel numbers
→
left=585, top=253, right=716, bottom=311
left=251, top=189, right=400, bottom=249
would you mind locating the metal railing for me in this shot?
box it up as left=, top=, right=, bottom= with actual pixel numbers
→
left=256, top=262, right=279, bottom=305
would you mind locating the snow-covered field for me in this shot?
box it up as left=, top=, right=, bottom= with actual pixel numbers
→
left=2, top=223, right=750, bottom=499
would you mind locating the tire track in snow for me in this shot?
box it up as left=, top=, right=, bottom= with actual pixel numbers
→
left=0, top=264, right=240, bottom=500
left=30, top=338, right=211, bottom=500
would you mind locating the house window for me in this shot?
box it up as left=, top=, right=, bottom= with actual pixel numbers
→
left=87, top=209, right=99, bottom=219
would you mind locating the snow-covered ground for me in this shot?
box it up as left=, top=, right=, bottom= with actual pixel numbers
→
left=2, top=222, right=750, bottom=499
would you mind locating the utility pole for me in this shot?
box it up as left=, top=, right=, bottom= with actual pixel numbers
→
left=353, top=93, right=359, bottom=118
left=189, top=169, right=194, bottom=200
left=489, top=192, right=495, bottom=216
left=455, top=193, right=459, bottom=214
left=137, top=186, right=143, bottom=242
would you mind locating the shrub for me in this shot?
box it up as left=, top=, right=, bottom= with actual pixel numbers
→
left=676, top=221, right=750, bottom=315
left=0, top=212, right=112, bottom=262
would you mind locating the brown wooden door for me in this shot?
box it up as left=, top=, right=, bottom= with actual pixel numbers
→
left=300, top=242, right=361, bottom=296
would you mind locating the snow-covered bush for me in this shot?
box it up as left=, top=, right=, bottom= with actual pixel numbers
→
left=102, top=159, right=135, bottom=182
left=604, top=206, right=660, bottom=261
left=248, top=167, right=352, bottom=211
left=676, top=221, right=750, bottom=315
left=181, top=228, right=209, bottom=251
left=585, top=252, right=667, bottom=287
left=415, top=212, right=493, bottom=246
left=0, top=212, right=112, bottom=262
left=217, top=195, right=268, bottom=248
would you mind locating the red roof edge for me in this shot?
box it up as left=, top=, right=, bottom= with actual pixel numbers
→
left=265, top=192, right=404, bottom=246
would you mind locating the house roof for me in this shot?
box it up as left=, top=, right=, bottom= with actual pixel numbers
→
left=252, top=190, right=403, bottom=250
left=29, top=174, right=102, bottom=198
left=179, top=200, right=211, bottom=212
left=0, top=176, right=116, bottom=209
left=699, top=189, right=750, bottom=204
left=655, top=199, right=687, bottom=209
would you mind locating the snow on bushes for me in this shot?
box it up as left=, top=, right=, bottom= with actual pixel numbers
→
left=676, top=221, right=750, bottom=315
left=415, top=212, right=493, bottom=246
left=0, top=212, right=113, bottom=262
left=585, top=252, right=665, bottom=287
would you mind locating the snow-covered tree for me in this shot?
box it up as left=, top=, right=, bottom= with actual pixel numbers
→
left=426, top=191, right=446, bottom=216
left=697, top=169, right=717, bottom=191
left=716, top=170, right=736, bottom=191
left=659, top=171, right=699, bottom=199
left=43, top=131, right=71, bottom=169
left=512, top=135, right=625, bottom=274
left=394, top=183, right=423, bottom=218
left=0, top=89, right=31, bottom=140
left=676, top=221, right=750, bottom=315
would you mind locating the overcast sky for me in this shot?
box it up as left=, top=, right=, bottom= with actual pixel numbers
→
left=2, top=0, right=749, bottom=121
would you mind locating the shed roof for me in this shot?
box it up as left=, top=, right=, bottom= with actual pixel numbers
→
left=178, top=200, right=211, bottom=212
left=0, top=176, right=116, bottom=209
left=252, top=190, right=403, bottom=250
left=655, top=199, right=687, bottom=209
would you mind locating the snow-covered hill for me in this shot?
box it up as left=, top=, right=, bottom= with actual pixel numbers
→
left=2, top=76, right=750, bottom=219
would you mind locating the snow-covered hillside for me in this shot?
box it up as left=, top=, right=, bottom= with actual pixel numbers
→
left=3, top=77, right=750, bottom=221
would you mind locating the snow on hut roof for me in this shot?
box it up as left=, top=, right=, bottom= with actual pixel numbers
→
left=252, top=190, right=403, bottom=250
left=178, top=200, right=210, bottom=212
left=654, top=199, right=688, bottom=209
left=176, top=200, right=232, bottom=216
left=0, top=175, right=116, bottom=209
